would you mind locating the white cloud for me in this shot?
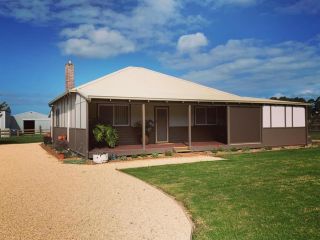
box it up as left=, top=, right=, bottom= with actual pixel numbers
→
left=177, top=32, right=208, bottom=53
left=0, top=0, right=208, bottom=57
left=59, top=25, right=135, bottom=58
left=161, top=36, right=320, bottom=98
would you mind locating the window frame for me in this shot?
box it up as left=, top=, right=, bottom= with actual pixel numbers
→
left=194, top=106, right=217, bottom=126
left=98, top=104, right=130, bottom=127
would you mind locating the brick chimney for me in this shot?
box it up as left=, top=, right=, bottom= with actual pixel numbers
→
left=65, top=60, right=74, bottom=91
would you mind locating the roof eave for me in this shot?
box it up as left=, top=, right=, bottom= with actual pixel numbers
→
left=86, top=95, right=310, bottom=106
left=48, top=89, right=78, bottom=106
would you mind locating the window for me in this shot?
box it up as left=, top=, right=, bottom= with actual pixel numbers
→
left=98, top=104, right=129, bottom=126
left=55, top=108, right=60, bottom=127
left=195, top=106, right=217, bottom=125
left=114, top=105, right=129, bottom=126
left=263, top=105, right=305, bottom=128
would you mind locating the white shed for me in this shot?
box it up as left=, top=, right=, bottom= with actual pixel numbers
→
left=11, top=111, right=51, bottom=134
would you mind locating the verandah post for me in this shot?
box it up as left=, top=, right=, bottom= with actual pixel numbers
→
left=188, top=104, right=192, bottom=149
left=142, top=103, right=146, bottom=151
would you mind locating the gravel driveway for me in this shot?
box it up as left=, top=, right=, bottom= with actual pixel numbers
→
left=0, top=143, right=221, bottom=240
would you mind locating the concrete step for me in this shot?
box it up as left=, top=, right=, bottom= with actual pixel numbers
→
left=173, top=146, right=191, bottom=153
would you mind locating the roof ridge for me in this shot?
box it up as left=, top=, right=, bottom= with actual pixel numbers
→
left=137, top=66, right=241, bottom=98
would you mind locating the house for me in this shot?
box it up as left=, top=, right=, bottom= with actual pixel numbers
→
left=10, top=111, right=51, bottom=134
left=49, top=61, right=309, bottom=158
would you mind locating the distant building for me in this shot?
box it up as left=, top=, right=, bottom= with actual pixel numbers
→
left=11, top=111, right=51, bottom=134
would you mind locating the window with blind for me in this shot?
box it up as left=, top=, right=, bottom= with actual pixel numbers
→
left=114, top=105, right=129, bottom=126
left=98, top=104, right=129, bottom=126
left=195, top=106, right=217, bottom=125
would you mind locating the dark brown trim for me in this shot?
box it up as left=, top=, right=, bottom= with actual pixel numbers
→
left=284, top=105, right=287, bottom=128
left=260, top=106, right=263, bottom=143
left=305, top=106, right=308, bottom=144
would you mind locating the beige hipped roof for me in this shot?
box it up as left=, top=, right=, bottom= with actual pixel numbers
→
left=49, top=66, right=308, bottom=106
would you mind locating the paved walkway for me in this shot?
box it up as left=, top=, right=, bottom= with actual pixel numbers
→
left=0, top=143, right=221, bottom=240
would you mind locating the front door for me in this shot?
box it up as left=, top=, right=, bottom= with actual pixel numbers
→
left=155, top=107, right=168, bottom=143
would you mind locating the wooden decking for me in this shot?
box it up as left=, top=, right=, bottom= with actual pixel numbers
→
left=89, top=141, right=225, bottom=158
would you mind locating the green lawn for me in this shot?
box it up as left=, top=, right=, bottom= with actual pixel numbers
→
left=123, top=148, right=320, bottom=240
left=0, top=134, right=43, bottom=144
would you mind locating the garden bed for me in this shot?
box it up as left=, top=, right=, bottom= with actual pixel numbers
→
left=40, top=143, right=84, bottom=163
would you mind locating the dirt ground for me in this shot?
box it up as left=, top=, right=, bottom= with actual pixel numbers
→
left=0, top=143, right=220, bottom=240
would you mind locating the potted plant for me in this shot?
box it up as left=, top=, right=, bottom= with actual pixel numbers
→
left=92, top=124, right=119, bottom=163
left=134, top=120, right=154, bottom=145
left=58, top=135, right=67, bottom=141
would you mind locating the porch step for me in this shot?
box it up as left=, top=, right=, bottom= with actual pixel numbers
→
left=173, top=146, right=191, bottom=153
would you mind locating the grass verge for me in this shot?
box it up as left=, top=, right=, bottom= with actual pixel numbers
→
left=63, top=159, right=87, bottom=164
left=0, top=134, right=43, bottom=144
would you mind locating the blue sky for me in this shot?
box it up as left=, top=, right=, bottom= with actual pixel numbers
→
left=0, top=0, right=319, bottom=114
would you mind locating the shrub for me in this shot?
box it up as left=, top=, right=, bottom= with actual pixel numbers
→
left=264, top=146, right=272, bottom=151
left=131, top=154, right=138, bottom=158
left=164, top=150, right=173, bottom=156
left=55, top=140, right=68, bottom=153
left=151, top=152, right=159, bottom=158
left=242, top=147, right=250, bottom=152
left=216, top=147, right=224, bottom=152
left=119, top=155, right=127, bottom=161
left=43, top=135, right=52, bottom=145
left=211, top=149, right=218, bottom=154
left=93, top=124, right=119, bottom=148
left=140, top=153, right=148, bottom=158
left=230, top=147, right=238, bottom=152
